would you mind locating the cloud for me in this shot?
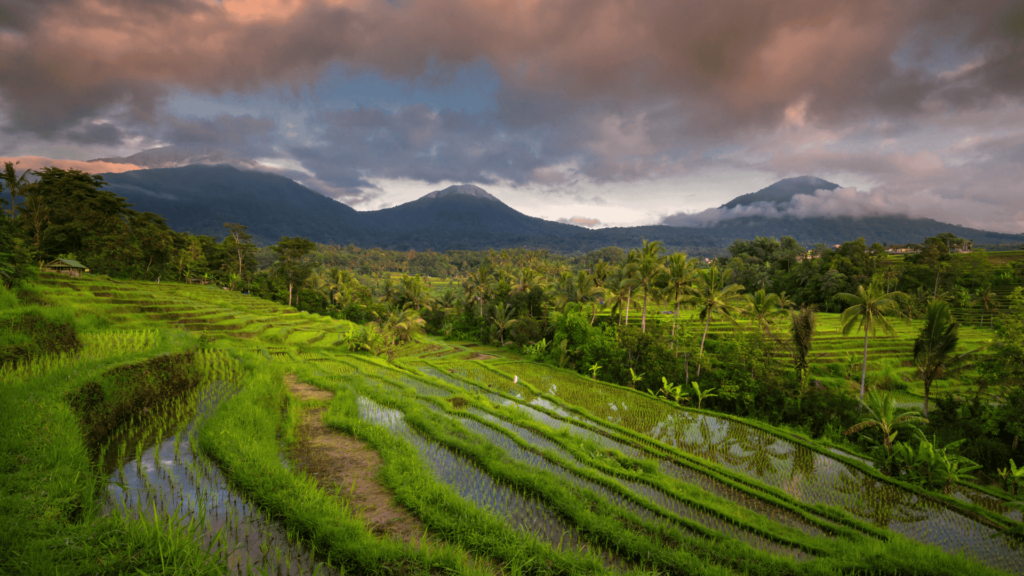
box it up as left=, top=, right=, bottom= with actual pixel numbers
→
left=557, top=215, right=601, bottom=228
left=3, top=0, right=1024, bottom=226
left=289, top=104, right=550, bottom=187
left=0, top=156, right=143, bottom=174
left=662, top=183, right=1024, bottom=234
left=3, top=0, right=1022, bottom=138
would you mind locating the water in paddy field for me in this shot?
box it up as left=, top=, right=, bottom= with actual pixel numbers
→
left=428, top=363, right=1024, bottom=574
left=354, top=393, right=630, bottom=572
left=101, top=380, right=339, bottom=576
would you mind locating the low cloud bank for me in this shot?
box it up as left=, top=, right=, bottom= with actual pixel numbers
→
left=557, top=215, right=602, bottom=228
left=662, top=186, right=922, bottom=227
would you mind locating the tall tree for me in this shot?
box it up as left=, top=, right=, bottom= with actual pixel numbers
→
left=661, top=252, right=696, bottom=353
left=689, top=266, right=745, bottom=377
left=635, top=238, right=666, bottom=332
left=913, top=300, right=959, bottom=417
left=271, top=236, right=316, bottom=307
left=791, top=305, right=816, bottom=392
left=975, top=284, right=997, bottom=328
left=835, top=285, right=906, bottom=401
left=492, top=304, right=519, bottom=346
left=611, top=259, right=640, bottom=326
left=744, top=289, right=787, bottom=342
left=223, top=222, right=256, bottom=277
left=2, top=161, right=30, bottom=220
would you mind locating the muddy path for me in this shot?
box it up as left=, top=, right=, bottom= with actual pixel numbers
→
left=285, top=375, right=430, bottom=544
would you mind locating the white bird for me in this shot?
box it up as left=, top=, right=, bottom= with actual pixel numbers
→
left=513, top=375, right=518, bottom=384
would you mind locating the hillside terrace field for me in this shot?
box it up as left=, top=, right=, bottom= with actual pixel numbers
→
left=2, top=274, right=1023, bottom=575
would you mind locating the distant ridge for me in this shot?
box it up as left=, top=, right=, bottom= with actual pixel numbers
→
left=98, top=165, right=1023, bottom=254
left=721, top=176, right=840, bottom=208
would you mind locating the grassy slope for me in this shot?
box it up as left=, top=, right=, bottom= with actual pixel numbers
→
left=2, top=273, right=1022, bottom=575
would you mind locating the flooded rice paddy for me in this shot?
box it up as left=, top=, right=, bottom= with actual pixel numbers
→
left=102, top=380, right=338, bottom=576
left=418, top=360, right=1024, bottom=574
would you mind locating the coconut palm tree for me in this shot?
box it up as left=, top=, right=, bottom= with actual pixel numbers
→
left=592, top=259, right=611, bottom=287
left=661, top=252, right=696, bottom=353
left=843, top=390, right=929, bottom=461
left=635, top=239, right=666, bottom=332
left=401, top=275, right=434, bottom=311
left=835, top=285, right=906, bottom=401
left=791, top=305, right=816, bottom=392
left=611, top=260, right=640, bottom=326
left=913, top=300, right=959, bottom=417
left=492, top=303, right=518, bottom=346
left=463, top=266, right=494, bottom=316
left=555, top=270, right=604, bottom=323
left=689, top=266, right=745, bottom=377
left=513, top=267, right=545, bottom=295
left=2, top=161, right=30, bottom=220
left=744, top=289, right=788, bottom=342
left=976, top=284, right=998, bottom=328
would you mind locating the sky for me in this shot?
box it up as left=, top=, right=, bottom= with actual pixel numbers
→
left=1, top=0, right=1023, bottom=233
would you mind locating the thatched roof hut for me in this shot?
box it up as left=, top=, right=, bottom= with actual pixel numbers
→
left=43, top=259, right=89, bottom=278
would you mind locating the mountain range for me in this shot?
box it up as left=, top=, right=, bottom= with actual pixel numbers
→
left=99, top=165, right=1023, bottom=254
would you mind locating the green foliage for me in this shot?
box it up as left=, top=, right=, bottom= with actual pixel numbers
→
left=913, top=300, right=960, bottom=416
left=689, top=381, right=718, bottom=410
left=889, top=435, right=981, bottom=492
left=843, top=391, right=929, bottom=472
left=835, top=284, right=906, bottom=400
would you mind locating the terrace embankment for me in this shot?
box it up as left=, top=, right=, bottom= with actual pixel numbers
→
left=66, top=352, right=199, bottom=448
left=286, top=374, right=429, bottom=544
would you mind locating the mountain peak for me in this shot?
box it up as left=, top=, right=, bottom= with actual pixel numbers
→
left=721, top=176, right=840, bottom=209
left=422, top=184, right=500, bottom=202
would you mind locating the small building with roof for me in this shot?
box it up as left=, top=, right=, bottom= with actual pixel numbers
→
left=42, top=258, right=89, bottom=278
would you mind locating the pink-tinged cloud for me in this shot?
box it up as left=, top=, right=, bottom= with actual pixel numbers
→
left=0, top=156, right=144, bottom=174
left=557, top=215, right=601, bottom=228
left=2, top=0, right=1021, bottom=136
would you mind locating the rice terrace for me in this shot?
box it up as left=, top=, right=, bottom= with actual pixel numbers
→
left=3, top=232, right=1024, bottom=576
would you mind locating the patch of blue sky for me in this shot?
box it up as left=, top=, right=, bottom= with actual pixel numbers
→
left=166, top=58, right=501, bottom=120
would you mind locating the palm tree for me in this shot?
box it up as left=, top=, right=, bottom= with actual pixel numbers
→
left=791, top=305, right=816, bottom=392
left=835, top=285, right=906, bottom=401
left=843, top=390, right=929, bottom=461
left=635, top=239, right=666, bottom=332
left=744, top=289, right=787, bottom=342
left=492, top=304, right=518, bottom=346
left=661, top=252, right=696, bottom=353
left=401, top=275, right=434, bottom=311
left=513, top=267, right=545, bottom=295
left=2, top=161, right=30, bottom=220
left=591, top=259, right=611, bottom=287
left=464, top=266, right=494, bottom=316
left=609, top=261, right=639, bottom=326
left=913, top=300, right=959, bottom=417
left=689, top=266, right=745, bottom=377
left=976, top=285, right=997, bottom=328
left=556, top=270, right=604, bottom=323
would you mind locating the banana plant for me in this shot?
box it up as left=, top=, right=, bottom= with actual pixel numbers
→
left=690, top=381, right=717, bottom=410
left=890, top=435, right=980, bottom=491
left=588, top=362, right=602, bottom=380
left=648, top=376, right=687, bottom=404
left=628, top=368, right=644, bottom=389
left=1011, top=459, right=1024, bottom=496
left=998, top=465, right=1011, bottom=493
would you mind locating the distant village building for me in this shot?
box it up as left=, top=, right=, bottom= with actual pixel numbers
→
left=886, top=244, right=921, bottom=255
left=42, top=258, right=89, bottom=278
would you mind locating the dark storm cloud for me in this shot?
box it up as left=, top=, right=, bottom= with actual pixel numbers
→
left=64, top=122, right=125, bottom=145
left=291, top=104, right=552, bottom=186
left=4, top=0, right=1023, bottom=138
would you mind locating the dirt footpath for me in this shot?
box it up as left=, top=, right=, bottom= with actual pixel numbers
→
left=285, top=374, right=428, bottom=543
